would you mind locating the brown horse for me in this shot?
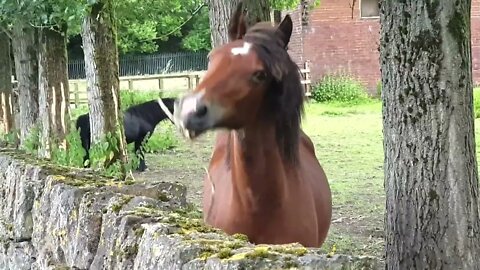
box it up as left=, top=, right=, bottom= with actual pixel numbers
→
left=173, top=2, right=332, bottom=248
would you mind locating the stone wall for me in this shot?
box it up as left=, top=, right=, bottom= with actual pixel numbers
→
left=0, top=149, right=379, bottom=269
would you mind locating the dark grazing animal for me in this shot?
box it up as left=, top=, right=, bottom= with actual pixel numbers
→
left=76, top=98, right=175, bottom=172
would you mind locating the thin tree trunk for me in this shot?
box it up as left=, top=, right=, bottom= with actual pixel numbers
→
left=208, top=0, right=271, bottom=47
left=81, top=0, right=127, bottom=175
left=380, top=1, right=480, bottom=269
left=38, top=25, right=71, bottom=159
left=50, top=25, right=70, bottom=149
left=11, top=23, right=39, bottom=148
left=0, top=31, right=14, bottom=134
left=273, top=10, right=282, bottom=24
left=38, top=28, right=52, bottom=158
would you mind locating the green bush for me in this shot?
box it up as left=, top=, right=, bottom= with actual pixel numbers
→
left=311, top=73, right=369, bottom=104
left=51, top=124, right=87, bottom=168
left=120, top=89, right=162, bottom=110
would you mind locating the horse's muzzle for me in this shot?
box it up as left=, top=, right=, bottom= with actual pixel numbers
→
left=174, top=94, right=212, bottom=140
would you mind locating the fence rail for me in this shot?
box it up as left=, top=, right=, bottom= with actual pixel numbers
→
left=68, top=71, right=205, bottom=108
left=11, top=60, right=311, bottom=108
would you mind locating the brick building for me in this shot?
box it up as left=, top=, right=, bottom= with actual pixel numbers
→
left=284, top=0, right=480, bottom=94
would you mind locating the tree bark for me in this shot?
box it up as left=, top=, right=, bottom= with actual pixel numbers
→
left=380, top=1, right=480, bottom=269
left=81, top=0, right=127, bottom=174
left=0, top=31, right=14, bottom=134
left=37, top=26, right=71, bottom=158
left=11, top=23, right=39, bottom=147
left=208, top=0, right=271, bottom=47
left=38, top=27, right=69, bottom=158
left=273, top=10, right=282, bottom=24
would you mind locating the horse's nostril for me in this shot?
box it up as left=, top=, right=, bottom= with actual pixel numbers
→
left=196, top=104, right=208, bottom=118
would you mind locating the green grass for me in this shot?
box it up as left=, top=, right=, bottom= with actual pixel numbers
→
left=302, top=100, right=385, bottom=257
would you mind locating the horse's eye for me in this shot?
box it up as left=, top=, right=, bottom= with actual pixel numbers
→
left=251, top=71, right=267, bottom=84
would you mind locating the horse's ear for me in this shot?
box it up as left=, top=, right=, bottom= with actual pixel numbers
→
left=276, top=14, right=293, bottom=48
left=228, top=1, right=248, bottom=41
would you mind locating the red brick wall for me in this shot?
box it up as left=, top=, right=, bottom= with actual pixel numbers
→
left=472, top=0, right=480, bottom=86
left=284, top=0, right=480, bottom=94
left=282, top=3, right=305, bottom=67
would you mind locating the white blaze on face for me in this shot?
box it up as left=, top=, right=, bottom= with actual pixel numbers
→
left=231, top=41, right=252, bottom=56
left=179, top=91, right=205, bottom=119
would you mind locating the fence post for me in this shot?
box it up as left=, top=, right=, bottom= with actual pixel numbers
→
left=128, top=79, right=134, bottom=90
left=158, top=78, right=164, bottom=92
left=195, top=75, right=200, bottom=89
left=188, top=75, right=194, bottom=91
left=74, top=82, right=79, bottom=108
left=304, top=61, right=311, bottom=96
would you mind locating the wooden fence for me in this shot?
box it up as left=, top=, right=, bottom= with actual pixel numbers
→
left=300, top=61, right=312, bottom=96
left=11, top=61, right=312, bottom=108
left=69, top=71, right=205, bottom=108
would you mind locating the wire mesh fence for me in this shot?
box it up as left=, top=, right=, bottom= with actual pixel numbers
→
left=68, top=51, right=209, bottom=79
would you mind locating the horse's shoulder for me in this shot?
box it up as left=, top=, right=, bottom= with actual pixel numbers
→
left=299, top=130, right=315, bottom=155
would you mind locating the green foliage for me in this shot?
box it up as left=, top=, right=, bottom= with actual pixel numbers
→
left=142, top=122, right=178, bottom=153
left=0, top=129, right=19, bottom=147
left=87, top=131, right=120, bottom=169
left=474, top=88, right=480, bottom=119
left=115, top=0, right=207, bottom=54
left=271, top=0, right=321, bottom=10
left=376, top=80, right=382, bottom=99
left=120, top=90, right=161, bottom=110
left=181, top=7, right=211, bottom=52
left=311, top=73, right=369, bottom=104
left=0, top=0, right=83, bottom=31
left=23, top=124, right=41, bottom=155
left=51, top=125, right=86, bottom=168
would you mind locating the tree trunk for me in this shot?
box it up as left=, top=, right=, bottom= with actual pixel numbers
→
left=273, top=10, right=282, bottom=24
left=208, top=0, right=271, bottom=47
left=38, top=26, right=71, bottom=158
left=0, top=31, right=14, bottom=134
left=81, top=0, right=127, bottom=174
left=11, top=23, right=39, bottom=148
left=380, top=1, right=480, bottom=269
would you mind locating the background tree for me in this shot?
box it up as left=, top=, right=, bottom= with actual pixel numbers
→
left=35, top=0, right=79, bottom=157
left=0, top=30, right=14, bottom=134
left=380, top=0, right=480, bottom=268
left=208, top=0, right=270, bottom=47
left=11, top=21, right=39, bottom=148
left=0, top=0, right=76, bottom=153
left=207, top=0, right=320, bottom=47
left=1, top=3, right=40, bottom=146
left=81, top=0, right=128, bottom=174
left=38, top=23, right=71, bottom=158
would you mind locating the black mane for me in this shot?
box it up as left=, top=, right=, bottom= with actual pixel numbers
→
left=243, top=23, right=305, bottom=164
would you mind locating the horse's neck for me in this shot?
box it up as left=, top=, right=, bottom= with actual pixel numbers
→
left=146, top=106, right=164, bottom=126
left=228, top=123, right=290, bottom=209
